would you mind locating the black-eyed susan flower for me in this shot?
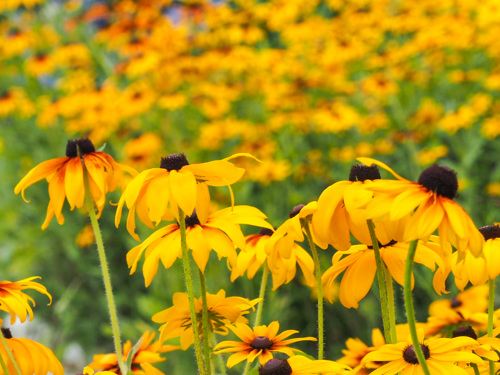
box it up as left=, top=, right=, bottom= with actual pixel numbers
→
left=338, top=328, right=386, bottom=374
left=362, top=330, right=482, bottom=375
left=258, top=356, right=350, bottom=375
left=88, top=331, right=177, bottom=374
left=231, top=228, right=315, bottom=290
left=358, top=157, right=484, bottom=257
left=115, top=152, right=255, bottom=240
left=213, top=321, right=316, bottom=368
left=15, top=138, right=137, bottom=229
left=322, top=238, right=446, bottom=309
left=127, top=205, right=272, bottom=286
left=0, top=327, right=63, bottom=375
left=153, top=290, right=259, bottom=350
left=0, top=277, right=51, bottom=324
left=312, top=163, right=403, bottom=251
left=452, top=325, right=500, bottom=362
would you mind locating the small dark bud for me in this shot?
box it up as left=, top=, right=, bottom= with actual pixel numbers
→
left=160, top=153, right=190, bottom=171
left=66, top=138, right=96, bottom=158
left=417, top=165, right=458, bottom=199
left=289, top=204, right=305, bottom=218
left=349, top=164, right=381, bottom=182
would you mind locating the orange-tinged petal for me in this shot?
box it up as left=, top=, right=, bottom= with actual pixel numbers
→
left=169, top=169, right=197, bottom=215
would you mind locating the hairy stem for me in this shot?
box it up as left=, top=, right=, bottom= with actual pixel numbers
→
left=199, top=270, right=213, bottom=375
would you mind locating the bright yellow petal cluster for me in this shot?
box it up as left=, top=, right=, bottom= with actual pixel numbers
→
left=213, top=321, right=316, bottom=368
left=153, top=290, right=259, bottom=350
left=0, top=276, right=51, bottom=324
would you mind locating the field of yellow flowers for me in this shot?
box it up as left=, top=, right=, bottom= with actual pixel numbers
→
left=3, top=0, right=500, bottom=374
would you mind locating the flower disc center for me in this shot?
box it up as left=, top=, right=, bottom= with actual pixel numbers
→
left=479, top=224, right=500, bottom=241
left=403, top=344, right=430, bottom=364
left=66, top=138, right=96, bottom=157
left=417, top=165, right=458, bottom=199
left=349, top=164, right=381, bottom=182
left=259, top=358, right=292, bottom=375
left=251, top=336, right=273, bottom=350
left=160, top=153, right=190, bottom=171
left=185, top=211, right=201, bottom=227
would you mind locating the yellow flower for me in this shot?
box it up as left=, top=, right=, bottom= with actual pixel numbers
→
left=15, top=138, right=137, bottom=229
left=0, top=327, right=63, bottom=375
left=258, top=356, right=350, bottom=375
left=322, top=238, right=445, bottom=309
left=0, top=277, right=51, bottom=324
left=338, top=328, right=386, bottom=374
left=153, top=290, right=259, bottom=350
left=213, top=321, right=316, bottom=367
left=362, top=330, right=482, bottom=375
left=358, top=157, right=484, bottom=257
left=115, top=153, right=255, bottom=240
left=87, top=331, right=177, bottom=375
left=127, top=205, right=271, bottom=286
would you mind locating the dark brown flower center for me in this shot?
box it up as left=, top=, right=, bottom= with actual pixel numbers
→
left=251, top=336, right=273, bottom=350
left=349, top=164, right=381, bottom=182
left=452, top=325, right=477, bottom=339
left=259, top=358, right=292, bottom=375
left=417, top=165, right=458, bottom=199
left=403, top=344, right=430, bottom=364
left=185, top=211, right=201, bottom=227
left=479, top=225, right=500, bottom=241
left=1, top=328, right=12, bottom=339
left=368, top=239, right=398, bottom=249
left=289, top=204, right=305, bottom=218
left=259, top=227, right=274, bottom=236
left=66, top=138, right=96, bottom=157
left=450, top=297, right=462, bottom=308
left=160, top=153, right=190, bottom=171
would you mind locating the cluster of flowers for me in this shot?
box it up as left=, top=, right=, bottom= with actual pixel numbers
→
left=8, top=136, right=500, bottom=375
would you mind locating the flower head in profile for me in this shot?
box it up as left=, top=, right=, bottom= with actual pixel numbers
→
left=213, top=321, right=316, bottom=367
left=0, top=327, right=63, bottom=375
left=258, top=356, right=350, bottom=375
left=358, top=157, right=484, bottom=256
left=87, top=331, right=177, bottom=374
left=15, top=138, right=137, bottom=229
left=115, top=152, right=256, bottom=240
left=231, top=227, right=315, bottom=291
left=153, top=290, right=259, bottom=350
left=322, top=238, right=446, bottom=309
left=362, top=330, right=482, bottom=375
left=0, top=276, right=52, bottom=324
left=312, top=163, right=401, bottom=251
left=127, top=205, right=272, bottom=286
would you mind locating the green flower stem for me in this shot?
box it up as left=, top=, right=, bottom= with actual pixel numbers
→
left=178, top=208, right=206, bottom=375
left=82, top=163, right=128, bottom=375
left=367, top=220, right=393, bottom=344
left=211, top=334, right=227, bottom=375
left=199, top=269, right=213, bottom=375
left=488, top=278, right=496, bottom=375
left=302, top=218, right=324, bottom=360
left=242, top=263, right=270, bottom=375
left=404, top=240, right=430, bottom=375
left=472, top=363, right=481, bottom=375
left=0, top=348, right=8, bottom=375
left=385, top=266, right=397, bottom=343
left=253, top=262, right=269, bottom=327
left=0, top=333, right=21, bottom=375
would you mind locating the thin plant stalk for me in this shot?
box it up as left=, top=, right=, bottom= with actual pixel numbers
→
left=367, top=220, right=394, bottom=344
left=211, top=334, right=227, bottom=375
left=199, top=269, right=213, bottom=375
left=242, top=263, right=270, bottom=375
left=82, top=162, right=128, bottom=375
left=472, top=363, right=482, bottom=375
left=178, top=208, right=206, bottom=375
left=385, top=266, right=397, bottom=343
left=302, top=218, right=324, bottom=360
left=0, top=333, right=21, bottom=375
left=253, top=262, right=269, bottom=327
left=404, top=240, right=430, bottom=375
left=488, top=278, right=496, bottom=375
left=0, top=349, right=8, bottom=375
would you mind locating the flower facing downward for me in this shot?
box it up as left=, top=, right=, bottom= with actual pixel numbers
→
left=115, top=152, right=255, bottom=240
left=0, top=327, right=63, bottom=375
left=213, top=321, right=316, bottom=367
left=358, top=157, right=484, bottom=257
left=0, top=277, right=52, bottom=324
left=15, top=138, right=136, bottom=229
